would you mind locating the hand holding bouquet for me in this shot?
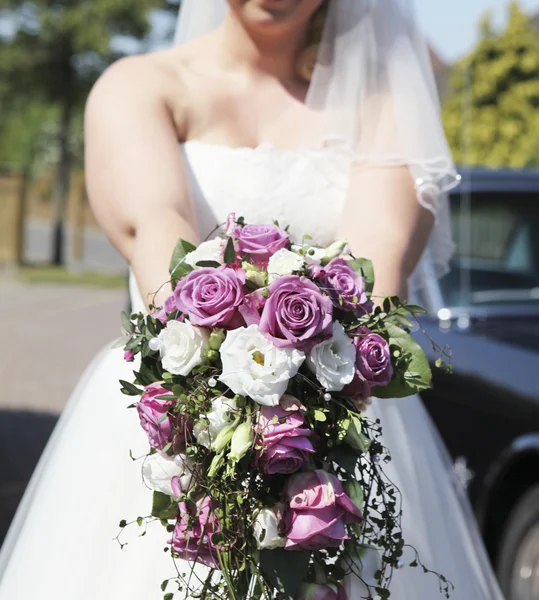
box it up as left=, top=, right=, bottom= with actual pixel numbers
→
left=119, top=214, right=451, bottom=599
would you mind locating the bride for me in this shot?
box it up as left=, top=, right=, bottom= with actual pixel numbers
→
left=0, top=1, right=504, bottom=598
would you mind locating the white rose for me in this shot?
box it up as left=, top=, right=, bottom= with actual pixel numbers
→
left=142, top=452, right=195, bottom=497
left=307, top=321, right=355, bottom=392
left=185, top=238, right=224, bottom=269
left=157, top=320, right=209, bottom=376
left=253, top=507, right=286, bottom=550
left=193, top=396, right=238, bottom=450
left=219, top=325, right=305, bottom=406
left=267, top=249, right=304, bottom=282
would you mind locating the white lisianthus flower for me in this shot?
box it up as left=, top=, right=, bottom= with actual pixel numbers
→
left=185, top=238, right=224, bottom=269
left=142, top=452, right=195, bottom=497
left=193, top=396, right=238, bottom=450
left=304, top=246, right=326, bottom=266
left=306, top=321, right=355, bottom=392
left=267, top=249, right=305, bottom=282
left=253, top=507, right=287, bottom=550
left=158, top=320, right=209, bottom=376
left=220, top=325, right=305, bottom=406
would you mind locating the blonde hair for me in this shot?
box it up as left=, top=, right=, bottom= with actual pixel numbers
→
left=297, top=1, right=329, bottom=82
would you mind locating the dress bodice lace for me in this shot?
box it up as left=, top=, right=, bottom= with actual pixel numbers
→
left=129, top=141, right=351, bottom=313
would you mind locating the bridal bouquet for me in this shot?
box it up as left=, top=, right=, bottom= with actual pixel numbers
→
left=118, top=215, right=450, bottom=600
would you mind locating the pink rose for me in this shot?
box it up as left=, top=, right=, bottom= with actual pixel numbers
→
left=256, top=405, right=315, bottom=475
left=311, top=258, right=373, bottom=314
left=233, top=223, right=289, bottom=263
left=296, top=583, right=347, bottom=600
left=259, top=276, right=333, bottom=352
left=174, top=266, right=245, bottom=328
left=352, top=327, right=393, bottom=388
left=154, top=293, right=179, bottom=325
left=283, top=471, right=363, bottom=550
left=123, top=350, right=134, bottom=362
left=171, top=497, right=220, bottom=568
left=136, top=383, right=174, bottom=451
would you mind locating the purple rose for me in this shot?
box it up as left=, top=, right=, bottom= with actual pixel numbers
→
left=174, top=265, right=245, bottom=328
left=256, top=405, right=315, bottom=475
left=233, top=223, right=289, bottom=263
left=283, top=470, right=363, bottom=550
left=171, top=497, right=220, bottom=568
left=123, top=350, right=134, bottom=362
left=311, top=258, right=373, bottom=314
left=352, top=327, right=393, bottom=388
left=260, top=276, right=333, bottom=352
left=296, top=583, right=347, bottom=600
left=136, top=383, right=174, bottom=451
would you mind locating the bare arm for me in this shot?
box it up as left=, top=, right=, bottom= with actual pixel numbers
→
left=337, top=165, right=434, bottom=301
left=85, top=55, right=198, bottom=309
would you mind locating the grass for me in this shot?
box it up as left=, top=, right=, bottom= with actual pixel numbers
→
left=17, top=265, right=127, bottom=289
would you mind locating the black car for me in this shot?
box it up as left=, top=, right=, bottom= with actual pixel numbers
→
left=415, top=168, right=539, bottom=600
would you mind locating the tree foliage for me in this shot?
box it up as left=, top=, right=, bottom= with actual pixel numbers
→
left=443, top=1, right=539, bottom=168
left=0, top=0, right=174, bottom=262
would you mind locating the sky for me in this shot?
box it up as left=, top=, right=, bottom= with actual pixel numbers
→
left=416, top=0, right=539, bottom=62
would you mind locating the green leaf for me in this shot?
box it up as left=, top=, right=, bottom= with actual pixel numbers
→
left=169, top=238, right=195, bottom=281
left=313, top=409, right=327, bottom=422
left=164, top=594, right=174, bottom=600
left=195, top=260, right=222, bottom=268
left=224, top=237, right=236, bottom=265
left=349, top=258, right=375, bottom=294
left=119, top=519, right=127, bottom=528
left=260, top=549, right=309, bottom=599
left=372, top=323, right=432, bottom=399
left=119, top=380, right=142, bottom=396
left=330, top=447, right=359, bottom=475
left=121, top=311, right=134, bottom=335
left=160, top=580, right=169, bottom=592
left=405, top=304, right=428, bottom=315
left=151, top=491, right=178, bottom=520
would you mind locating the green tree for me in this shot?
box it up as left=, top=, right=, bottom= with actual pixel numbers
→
left=443, top=1, right=539, bottom=168
left=0, top=0, right=165, bottom=265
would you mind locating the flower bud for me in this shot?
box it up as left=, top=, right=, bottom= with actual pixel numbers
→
left=209, top=328, right=226, bottom=351
left=207, top=451, right=225, bottom=478
left=345, top=479, right=365, bottom=511
left=212, top=416, right=240, bottom=453
left=344, top=414, right=370, bottom=454
left=229, top=421, right=254, bottom=462
left=322, top=238, right=350, bottom=264
left=242, top=262, right=268, bottom=288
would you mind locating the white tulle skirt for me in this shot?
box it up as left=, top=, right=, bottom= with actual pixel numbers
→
left=0, top=345, right=504, bottom=599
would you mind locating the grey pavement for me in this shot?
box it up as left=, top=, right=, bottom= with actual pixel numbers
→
left=25, top=219, right=126, bottom=274
left=0, top=275, right=128, bottom=544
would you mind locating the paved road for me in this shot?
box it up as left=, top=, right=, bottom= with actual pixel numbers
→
left=0, top=276, right=127, bottom=545
left=25, top=219, right=126, bottom=274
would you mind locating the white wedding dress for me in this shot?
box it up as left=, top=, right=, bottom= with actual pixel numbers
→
left=0, top=142, right=504, bottom=599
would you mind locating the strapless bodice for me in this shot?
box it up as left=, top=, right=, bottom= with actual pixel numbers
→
left=183, top=140, right=351, bottom=245
left=129, top=141, right=352, bottom=313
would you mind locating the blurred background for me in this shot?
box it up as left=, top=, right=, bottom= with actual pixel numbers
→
left=1, top=1, right=539, bottom=599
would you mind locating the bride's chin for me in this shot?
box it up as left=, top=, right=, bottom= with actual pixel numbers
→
left=229, top=0, right=317, bottom=28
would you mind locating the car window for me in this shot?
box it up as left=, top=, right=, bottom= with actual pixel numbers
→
left=439, top=190, right=539, bottom=307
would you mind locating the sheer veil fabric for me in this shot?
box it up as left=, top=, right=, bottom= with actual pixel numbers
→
left=175, top=0, right=459, bottom=282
